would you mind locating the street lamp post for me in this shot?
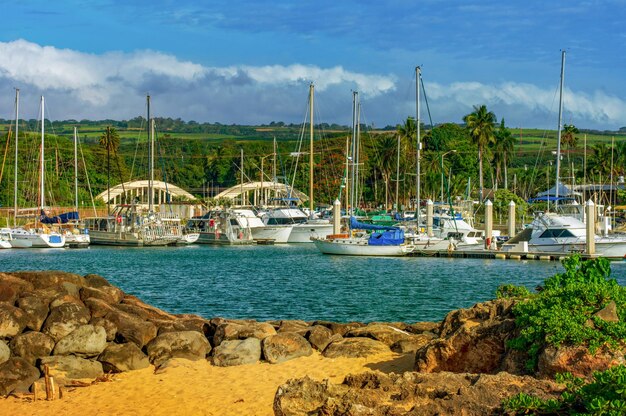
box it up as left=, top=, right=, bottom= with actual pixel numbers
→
left=440, top=150, right=457, bottom=204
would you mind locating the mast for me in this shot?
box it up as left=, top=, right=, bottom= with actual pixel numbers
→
left=349, top=91, right=358, bottom=216
left=40, top=96, right=45, bottom=211
left=73, top=127, right=79, bottom=213
left=240, top=147, right=244, bottom=206
left=415, top=66, right=421, bottom=225
left=309, top=83, right=314, bottom=218
left=555, top=51, right=565, bottom=202
left=147, top=94, right=153, bottom=211
left=13, top=89, right=19, bottom=227
left=355, top=101, right=361, bottom=212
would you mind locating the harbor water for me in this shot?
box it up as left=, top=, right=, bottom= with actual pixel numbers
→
left=2, top=245, right=626, bottom=323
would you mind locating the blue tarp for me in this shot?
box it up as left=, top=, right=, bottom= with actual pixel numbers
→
left=528, top=196, right=577, bottom=203
left=368, top=229, right=405, bottom=246
left=40, top=210, right=79, bottom=224
left=350, top=216, right=399, bottom=231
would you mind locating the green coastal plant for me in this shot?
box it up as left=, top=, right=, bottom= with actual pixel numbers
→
left=504, top=366, right=626, bottom=415
left=495, top=283, right=531, bottom=299
left=507, top=255, right=626, bottom=371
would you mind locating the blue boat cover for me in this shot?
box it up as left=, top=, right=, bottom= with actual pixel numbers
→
left=350, top=216, right=399, bottom=231
left=40, top=210, right=80, bottom=224
left=367, top=229, right=405, bottom=246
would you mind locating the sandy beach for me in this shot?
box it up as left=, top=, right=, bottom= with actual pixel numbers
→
left=1, top=350, right=414, bottom=416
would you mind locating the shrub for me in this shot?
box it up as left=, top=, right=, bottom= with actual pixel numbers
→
left=496, top=284, right=531, bottom=299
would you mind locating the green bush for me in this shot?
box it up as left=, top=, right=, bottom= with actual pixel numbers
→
left=504, top=365, right=626, bottom=415
left=496, top=283, right=532, bottom=299
left=508, top=255, right=626, bottom=371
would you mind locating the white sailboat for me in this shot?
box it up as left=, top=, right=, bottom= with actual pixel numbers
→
left=9, top=95, right=65, bottom=248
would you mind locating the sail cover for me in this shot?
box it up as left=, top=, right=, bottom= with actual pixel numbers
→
left=367, top=229, right=405, bottom=246
left=350, top=216, right=399, bottom=231
left=40, top=210, right=80, bottom=224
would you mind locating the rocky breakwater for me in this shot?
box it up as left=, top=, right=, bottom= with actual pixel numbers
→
left=0, top=270, right=438, bottom=398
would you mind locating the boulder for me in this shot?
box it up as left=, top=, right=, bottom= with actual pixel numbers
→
left=213, top=321, right=276, bottom=346
left=594, top=301, right=619, bottom=323
left=121, top=295, right=176, bottom=320
left=537, top=345, right=625, bottom=379
left=406, top=321, right=440, bottom=334
left=39, top=356, right=103, bottom=386
left=322, top=337, right=389, bottom=359
left=90, top=317, right=117, bottom=341
left=0, top=340, right=9, bottom=364
left=390, top=333, right=435, bottom=353
left=0, top=303, right=27, bottom=338
left=84, top=274, right=113, bottom=288
left=262, top=333, right=312, bottom=364
left=98, top=343, right=150, bottom=373
left=84, top=297, right=116, bottom=318
left=306, top=325, right=336, bottom=351
left=146, top=331, right=211, bottom=367
left=49, top=294, right=84, bottom=309
left=10, top=271, right=86, bottom=290
left=277, top=320, right=310, bottom=336
left=0, top=357, right=40, bottom=396
left=53, top=325, right=107, bottom=357
left=16, top=296, right=49, bottom=331
left=105, top=309, right=157, bottom=348
left=0, top=274, right=34, bottom=303
left=9, top=332, right=55, bottom=366
left=314, top=321, right=365, bottom=336
left=273, top=371, right=563, bottom=416
left=80, top=286, right=124, bottom=305
left=212, top=338, right=261, bottom=367
left=415, top=299, right=518, bottom=374
left=345, top=324, right=414, bottom=346
left=42, top=302, right=91, bottom=342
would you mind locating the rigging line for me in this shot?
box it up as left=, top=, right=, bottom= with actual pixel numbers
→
left=420, top=74, right=434, bottom=129
left=154, top=127, right=173, bottom=213
left=0, top=126, right=13, bottom=186
left=78, top=134, right=98, bottom=217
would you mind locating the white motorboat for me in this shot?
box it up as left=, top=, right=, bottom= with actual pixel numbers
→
left=261, top=207, right=333, bottom=243
left=186, top=209, right=254, bottom=245
left=9, top=227, right=65, bottom=248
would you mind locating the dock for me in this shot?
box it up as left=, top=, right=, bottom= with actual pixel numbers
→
left=408, top=249, right=607, bottom=261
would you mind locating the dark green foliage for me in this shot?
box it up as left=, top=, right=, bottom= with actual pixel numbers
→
left=496, top=284, right=531, bottom=299
left=508, top=255, right=626, bottom=371
left=504, top=366, right=626, bottom=415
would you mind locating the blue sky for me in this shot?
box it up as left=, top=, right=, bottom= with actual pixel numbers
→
left=1, top=0, right=625, bottom=129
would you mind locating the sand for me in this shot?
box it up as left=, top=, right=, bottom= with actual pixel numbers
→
left=0, top=351, right=414, bottom=416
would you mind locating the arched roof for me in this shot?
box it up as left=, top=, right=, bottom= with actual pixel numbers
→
left=216, top=181, right=308, bottom=204
left=95, top=180, right=195, bottom=202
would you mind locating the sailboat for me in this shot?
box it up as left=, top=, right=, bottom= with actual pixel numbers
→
left=84, top=95, right=182, bottom=246
left=261, top=83, right=333, bottom=243
left=9, top=95, right=65, bottom=248
left=312, top=91, right=415, bottom=256
left=502, top=51, right=626, bottom=259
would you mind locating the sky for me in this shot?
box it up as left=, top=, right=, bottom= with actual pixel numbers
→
left=0, top=0, right=625, bottom=130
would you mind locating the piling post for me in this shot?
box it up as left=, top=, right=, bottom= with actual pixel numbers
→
left=333, top=199, right=341, bottom=235
left=485, top=199, right=493, bottom=249
left=586, top=199, right=596, bottom=255
left=426, top=199, right=433, bottom=237
left=508, top=200, right=516, bottom=238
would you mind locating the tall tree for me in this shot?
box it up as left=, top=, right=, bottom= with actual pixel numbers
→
left=492, top=118, right=515, bottom=190
left=463, top=105, right=496, bottom=201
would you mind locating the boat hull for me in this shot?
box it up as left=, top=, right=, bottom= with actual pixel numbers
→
left=251, top=226, right=292, bottom=243
left=195, top=230, right=254, bottom=245
left=88, top=230, right=176, bottom=246
left=312, top=237, right=412, bottom=256
left=288, top=223, right=334, bottom=243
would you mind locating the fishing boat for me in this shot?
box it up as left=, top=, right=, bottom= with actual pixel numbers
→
left=0, top=229, right=13, bottom=249
left=185, top=209, right=254, bottom=245
left=84, top=96, right=182, bottom=246
left=260, top=206, right=333, bottom=243
left=231, top=208, right=292, bottom=243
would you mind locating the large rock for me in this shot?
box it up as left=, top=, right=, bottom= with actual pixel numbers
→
left=39, top=356, right=103, bottom=386
left=537, top=345, right=625, bottom=379
left=83, top=273, right=113, bottom=288
left=49, top=294, right=84, bottom=309
left=121, top=295, right=176, bottom=321
left=10, top=271, right=86, bottom=290
left=345, top=324, right=414, bottom=346
left=0, top=357, right=40, bottom=396
left=0, top=274, right=34, bottom=303
left=146, top=331, right=211, bottom=367
left=90, top=317, right=117, bottom=341
left=212, top=338, right=261, bottom=367
left=105, top=309, right=157, bottom=348
left=16, top=296, right=49, bottom=331
left=406, top=321, right=440, bottom=334
left=415, top=299, right=518, bottom=374
left=0, top=303, right=27, bottom=338
left=9, top=332, right=55, bottom=366
left=306, top=325, right=336, bottom=351
left=42, top=302, right=91, bottom=342
left=53, top=325, right=107, bottom=357
left=276, top=320, right=311, bottom=336
left=84, top=297, right=116, bottom=318
left=273, top=371, right=563, bottom=416
left=98, top=343, right=150, bottom=373
left=213, top=321, right=276, bottom=346
left=313, top=321, right=365, bottom=336
left=80, top=286, right=124, bottom=305
left=262, top=333, right=312, bottom=364
left=390, top=333, right=435, bottom=353
left=0, top=340, right=9, bottom=364
left=322, top=337, right=389, bottom=358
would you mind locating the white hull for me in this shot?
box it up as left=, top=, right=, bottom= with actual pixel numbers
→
left=528, top=240, right=626, bottom=259
left=312, top=237, right=413, bottom=256
left=251, top=226, right=293, bottom=243
left=88, top=230, right=176, bottom=246
left=0, top=240, right=11, bottom=249
left=10, top=230, right=65, bottom=248
left=64, top=233, right=91, bottom=248
left=196, top=230, right=254, bottom=245
left=178, top=233, right=200, bottom=245
left=288, top=223, right=334, bottom=243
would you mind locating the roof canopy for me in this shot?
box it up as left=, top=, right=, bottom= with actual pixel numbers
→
left=95, top=180, right=195, bottom=203
left=215, top=181, right=308, bottom=205
left=536, top=182, right=581, bottom=198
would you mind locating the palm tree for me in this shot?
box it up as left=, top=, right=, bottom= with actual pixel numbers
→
left=561, top=124, right=579, bottom=149
left=396, top=117, right=416, bottom=143
left=588, top=144, right=611, bottom=181
left=463, top=105, right=496, bottom=202
left=368, top=134, right=398, bottom=210
left=492, top=119, right=515, bottom=190
left=99, top=126, right=121, bottom=211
